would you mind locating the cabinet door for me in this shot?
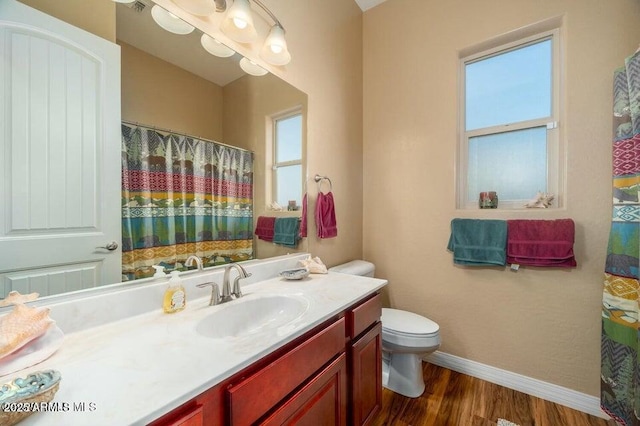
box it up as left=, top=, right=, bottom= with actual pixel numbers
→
left=148, top=383, right=223, bottom=426
left=261, top=353, right=347, bottom=426
left=228, top=318, right=345, bottom=425
left=350, top=322, right=382, bottom=426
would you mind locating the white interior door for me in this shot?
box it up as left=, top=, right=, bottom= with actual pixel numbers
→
left=0, top=0, right=121, bottom=298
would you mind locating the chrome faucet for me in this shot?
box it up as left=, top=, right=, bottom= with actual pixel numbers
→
left=221, top=263, right=252, bottom=302
left=185, top=255, right=203, bottom=271
left=197, top=263, right=251, bottom=306
left=197, top=282, right=221, bottom=306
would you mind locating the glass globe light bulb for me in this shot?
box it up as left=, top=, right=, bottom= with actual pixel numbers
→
left=233, top=17, right=248, bottom=29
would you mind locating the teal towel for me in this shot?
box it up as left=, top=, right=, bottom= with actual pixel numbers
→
left=447, top=219, right=507, bottom=266
left=273, top=217, right=300, bottom=248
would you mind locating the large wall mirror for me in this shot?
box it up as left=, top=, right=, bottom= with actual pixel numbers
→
left=0, top=0, right=308, bottom=302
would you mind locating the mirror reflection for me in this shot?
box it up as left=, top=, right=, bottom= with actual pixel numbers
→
left=0, top=0, right=308, bottom=300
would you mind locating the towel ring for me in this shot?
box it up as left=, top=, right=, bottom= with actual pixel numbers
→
left=314, top=174, right=332, bottom=193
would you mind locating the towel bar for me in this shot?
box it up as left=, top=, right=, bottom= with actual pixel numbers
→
left=314, top=174, right=333, bottom=192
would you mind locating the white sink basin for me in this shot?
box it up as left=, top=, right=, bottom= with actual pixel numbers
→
left=195, top=294, right=310, bottom=339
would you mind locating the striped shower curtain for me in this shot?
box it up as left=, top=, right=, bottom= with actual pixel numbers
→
left=121, top=124, right=254, bottom=280
left=601, top=51, right=640, bottom=425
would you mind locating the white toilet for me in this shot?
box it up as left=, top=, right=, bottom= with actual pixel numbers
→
left=329, top=260, right=441, bottom=398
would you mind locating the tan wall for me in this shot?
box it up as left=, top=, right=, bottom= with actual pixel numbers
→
left=363, top=0, right=640, bottom=396
left=18, top=0, right=115, bottom=42
left=223, top=74, right=308, bottom=259
left=256, top=0, right=364, bottom=266
left=150, top=0, right=364, bottom=267
left=20, top=0, right=364, bottom=267
left=119, top=42, right=224, bottom=142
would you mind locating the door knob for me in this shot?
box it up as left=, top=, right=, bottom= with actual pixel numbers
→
left=96, top=241, right=119, bottom=251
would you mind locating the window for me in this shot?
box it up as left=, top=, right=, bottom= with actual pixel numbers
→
left=271, top=110, right=303, bottom=210
left=458, top=27, right=562, bottom=209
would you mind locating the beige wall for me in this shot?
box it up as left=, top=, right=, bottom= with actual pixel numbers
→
left=19, top=0, right=364, bottom=267
left=363, top=0, right=640, bottom=396
left=223, top=74, right=308, bottom=259
left=18, top=0, right=115, bottom=42
left=119, top=42, right=224, bottom=141
left=258, top=0, right=364, bottom=266
left=150, top=0, right=365, bottom=267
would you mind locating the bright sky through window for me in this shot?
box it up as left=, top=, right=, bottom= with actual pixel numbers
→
left=276, top=115, right=302, bottom=163
left=274, top=113, right=303, bottom=207
left=465, top=39, right=552, bottom=131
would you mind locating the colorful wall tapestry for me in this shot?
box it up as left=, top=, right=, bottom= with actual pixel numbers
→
left=601, top=51, right=640, bottom=426
left=121, top=123, right=254, bottom=280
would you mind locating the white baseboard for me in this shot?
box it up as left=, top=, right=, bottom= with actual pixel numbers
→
left=423, top=351, right=608, bottom=420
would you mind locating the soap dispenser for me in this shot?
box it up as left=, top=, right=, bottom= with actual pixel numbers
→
left=152, top=265, right=167, bottom=278
left=163, top=271, right=186, bottom=314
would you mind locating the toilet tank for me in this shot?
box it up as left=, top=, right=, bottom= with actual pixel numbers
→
left=329, top=260, right=375, bottom=277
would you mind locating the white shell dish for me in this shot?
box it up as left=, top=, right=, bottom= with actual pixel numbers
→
left=279, top=268, right=310, bottom=280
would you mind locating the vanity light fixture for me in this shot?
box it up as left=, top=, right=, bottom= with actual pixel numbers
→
left=239, top=57, right=268, bottom=76
left=220, top=0, right=257, bottom=43
left=157, top=0, right=291, bottom=66
left=150, top=4, right=195, bottom=35
left=113, top=0, right=136, bottom=3
left=221, top=0, right=291, bottom=66
left=170, top=0, right=227, bottom=16
left=200, top=33, right=235, bottom=58
left=260, top=23, right=290, bottom=66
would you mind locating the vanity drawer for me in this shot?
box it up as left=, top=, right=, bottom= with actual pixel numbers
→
left=227, top=317, right=346, bottom=425
left=347, top=292, right=381, bottom=339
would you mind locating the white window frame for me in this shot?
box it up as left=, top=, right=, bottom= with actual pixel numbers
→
left=267, top=107, right=304, bottom=210
left=457, top=24, right=563, bottom=210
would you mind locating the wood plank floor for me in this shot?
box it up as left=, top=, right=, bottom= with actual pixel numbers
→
left=372, top=362, right=617, bottom=426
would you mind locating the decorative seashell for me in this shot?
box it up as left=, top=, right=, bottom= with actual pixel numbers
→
left=524, top=192, right=555, bottom=209
left=0, top=291, right=39, bottom=307
left=0, top=304, right=54, bottom=359
left=0, top=369, right=61, bottom=426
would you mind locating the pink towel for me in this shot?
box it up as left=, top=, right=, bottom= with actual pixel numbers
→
left=255, top=216, right=276, bottom=242
left=315, top=191, right=337, bottom=238
left=299, top=193, right=307, bottom=238
left=507, top=219, right=577, bottom=267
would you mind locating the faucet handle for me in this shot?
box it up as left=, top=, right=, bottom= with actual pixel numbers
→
left=231, top=270, right=251, bottom=299
left=238, top=264, right=251, bottom=277
left=231, top=277, right=243, bottom=299
left=197, top=282, right=221, bottom=306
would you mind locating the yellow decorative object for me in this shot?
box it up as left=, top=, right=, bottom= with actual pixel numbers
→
left=0, top=304, right=55, bottom=359
left=163, top=271, right=186, bottom=314
left=0, top=291, right=39, bottom=307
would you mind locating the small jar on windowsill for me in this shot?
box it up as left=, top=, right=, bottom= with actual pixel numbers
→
left=479, top=192, right=498, bottom=209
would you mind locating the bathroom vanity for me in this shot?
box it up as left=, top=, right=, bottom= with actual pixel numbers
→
left=6, top=254, right=386, bottom=425
left=150, top=292, right=382, bottom=426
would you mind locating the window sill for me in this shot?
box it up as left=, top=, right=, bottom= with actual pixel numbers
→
left=264, top=210, right=302, bottom=218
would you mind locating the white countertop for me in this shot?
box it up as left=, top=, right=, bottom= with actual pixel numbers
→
left=8, top=272, right=386, bottom=426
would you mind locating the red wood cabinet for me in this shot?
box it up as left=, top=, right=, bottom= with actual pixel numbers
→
left=349, top=323, right=382, bottom=425
left=227, top=318, right=346, bottom=425
left=261, top=353, right=348, bottom=425
left=347, top=293, right=382, bottom=426
left=159, top=405, right=203, bottom=426
left=150, top=292, right=382, bottom=426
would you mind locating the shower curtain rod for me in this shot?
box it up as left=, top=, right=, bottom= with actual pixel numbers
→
left=121, top=120, right=254, bottom=154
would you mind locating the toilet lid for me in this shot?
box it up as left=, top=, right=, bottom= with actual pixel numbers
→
left=382, top=308, right=439, bottom=336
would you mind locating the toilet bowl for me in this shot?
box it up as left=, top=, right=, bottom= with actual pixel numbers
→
left=381, top=308, right=440, bottom=397
left=329, top=260, right=441, bottom=398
